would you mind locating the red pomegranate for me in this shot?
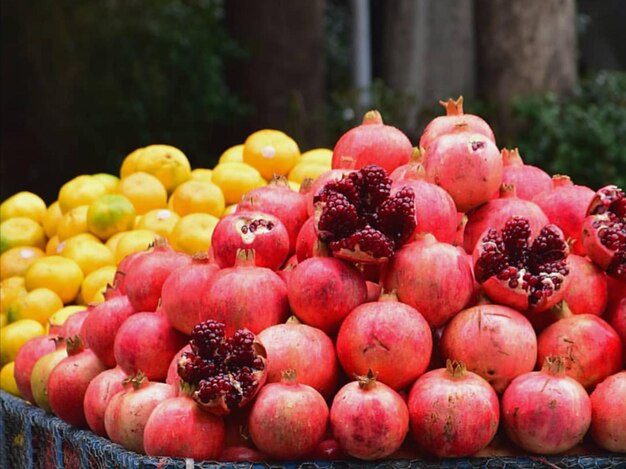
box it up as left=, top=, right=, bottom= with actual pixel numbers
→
left=332, top=110, right=412, bottom=174
left=59, top=308, right=89, bottom=341
left=607, top=297, right=626, bottom=365
left=499, top=148, right=552, bottom=201
left=83, top=366, right=128, bottom=436
left=336, top=294, right=432, bottom=390
left=13, top=334, right=58, bottom=404
left=589, top=372, right=626, bottom=453
left=219, top=446, right=268, bottom=462
left=30, top=340, right=67, bottom=412
left=562, top=254, right=608, bottom=316
left=502, top=356, right=591, bottom=454
left=381, top=234, right=474, bottom=328
left=295, top=216, right=317, bottom=263
left=165, top=344, right=191, bottom=392
left=305, top=168, right=352, bottom=217
left=407, top=360, right=500, bottom=457
left=112, top=249, right=147, bottom=295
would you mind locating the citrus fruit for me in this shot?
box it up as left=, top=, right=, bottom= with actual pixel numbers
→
left=0, top=217, right=46, bottom=254
left=211, top=162, right=266, bottom=205
left=169, top=213, right=219, bottom=255
left=104, top=231, right=128, bottom=255
left=243, top=129, right=300, bottom=180
left=56, top=205, right=89, bottom=241
left=120, top=147, right=144, bottom=179
left=222, top=204, right=238, bottom=217
left=0, top=191, right=47, bottom=224
left=288, top=162, right=328, bottom=184
left=218, top=144, right=244, bottom=164
left=56, top=233, right=100, bottom=256
left=45, top=236, right=60, bottom=255
left=300, top=148, right=333, bottom=166
left=0, top=247, right=45, bottom=280
left=7, top=287, right=64, bottom=325
left=59, top=236, right=115, bottom=276
left=191, top=168, right=213, bottom=182
left=0, top=319, right=45, bottom=365
left=114, top=230, right=158, bottom=265
left=135, top=209, right=180, bottom=238
left=169, top=180, right=225, bottom=217
left=58, top=175, right=108, bottom=214
left=24, top=255, right=84, bottom=304
left=42, top=201, right=63, bottom=238
left=86, top=194, right=136, bottom=240
left=0, top=362, right=20, bottom=396
left=47, top=305, right=86, bottom=334
left=0, top=276, right=27, bottom=318
left=288, top=181, right=301, bottom=192
left=80, top=265, right=116, bottom=304
left=117, top=172, right=168, bottom=215
left=134, top=144, right=192, bottom=193
left=92, top=173, right=120, bottom=193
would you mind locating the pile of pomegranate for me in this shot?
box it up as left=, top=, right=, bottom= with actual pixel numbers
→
left=13, top=98, right=625, bottom=461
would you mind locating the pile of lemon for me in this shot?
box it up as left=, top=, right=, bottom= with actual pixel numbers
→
left=0, top=129, right=332, bottom=395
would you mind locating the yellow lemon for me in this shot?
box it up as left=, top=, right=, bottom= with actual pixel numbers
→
left=300, top=148, right=333, bottom=166
left=104, top=231, right=128, bottom=256
left=134, top=144, right=192, bottom=193
left=0, top=362, right=20, bottom=396
left=56, top=205, right=89, bottom=241
left=191, top=168, right=213, bottom=182
left=135, top=209, right=180, bottom=238
left=47, top=305, right=86, bottom=334
left=58, top=175, right=108, bottom=214
left=222, top=204, right=238, bottom=217
left=0, top=217, right=46, bottom=254
left=0, top=247, right=45, bottom=280
left=92, top=173, right=120, bottom=193
left=0, top=191, right=47, bottom=224
left=211, top=162, right=266, bottom=205
left=42, top=201, right=63, bottom=238
left=117, top=172, right=168, bottom=215
left=0, top=319, right=45, bottom=365
left=120, top=147, right=144, bottom=178
left=45, top=236, right=60, bottom=255
left=24, top=256, right=84, bottom=304
left=288, top=181, right=301, bottom=192
left=86, top=194, right=136, bottom=241
left=243, top=129, right=300, bottom=180
left=7, top=288, right=64, bottom=325
left=0, top=276, right=27, bottom=317
left=59, top=236, right=115, bottom=276
left=0, top=314, right=6, bottom=328
left=218, top=144, right=244, bottom=164
left=114, top=230, right=158, bottom=265
left=169, top=180, right=225, bottom=217
left=80, top=265, right=116, bottom=305
left=288, top=162, right=329, bottom=184
left=169, top=213, right=219, bottom=255
left=55, top=233, right=100, bottom=256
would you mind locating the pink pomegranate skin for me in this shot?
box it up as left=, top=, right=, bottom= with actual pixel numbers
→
left=440, top=305, right=537, bottom=393
left=104, top=379, right=176, bottom=454
left=59, top=308, right=89, bottom=340
left=161, top=255, right=219, bottom=335
left=295, top=216, right=317, bottom=262
left=113, top=311, right=189, bottom=381
left=257, top=322, right=339, bottom=398
left=112, top=250, right=146, bottom=295
left=502, top=359, right=592, bottom=454
left=47, top=349, right=107, bottom=427
left=14, top=335, right=58, bottom=403
left=607, top=297, right=626, bottom=365
left=219, top=446, right=268, bottom=462
left=330, top=377, right=409, bottom=460
left=407, top=362, right=499, bottom=457
left=562, top=254, right=608, bottom=316
left=165, top=344, right=192, bottom=392
left=305, top=169, right=352, bottom=216
left=336, top=297, right=432, bottom=390
left=537, top=314, right=623, bottom=389
left=248, top=376, right=329, bottom=460
left=143, top=395, right=226, bottom=459
left=381, top=234, right=474, bottom=328
left=499, top=148, right=552, bottom=201
left=590, top=371, right=626, bottom=452
left=83, top=366, right=128, bottom=436
left=287, top=257, right=368, bottom=334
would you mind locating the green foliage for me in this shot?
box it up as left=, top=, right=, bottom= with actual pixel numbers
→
left=512, top=71, right=626, bottom=190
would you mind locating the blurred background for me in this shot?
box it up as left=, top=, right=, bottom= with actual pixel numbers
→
left=1, top=0, right=625, bottom=203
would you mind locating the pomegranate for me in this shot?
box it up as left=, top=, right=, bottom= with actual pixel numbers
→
left=13, top=334, right=58, bottom=404
left=607, top=297, right=626, bottom=364
left=419, top=96, right=495, bottom=150
left=407, top=360, right=499, bottom=457
left=219, top=446, right=268, bottom=462
left=313, top=165, right=416, bottom=263
left=161, top=254, right=219, bottom=334
left=330, top=371, right=409, bottom=460
left=332, top=110, right=412, bottom=174
left=295, top=216, right=317, bottom=262
left=381, top=234, right=474, bottom=328
left=562, top=254, right=608, bottom=316
left=124, top=239, right=191, bottom=312
left=336, top=294, right=432, bottom=390
left=257, top=318, right=339, bottom=398
left=113, top=310, right=188, bottom=381
left=287, top=256, right=367, bottom=334
left=532, top=175, right=595, bottom=255
left=589, top=372, right=626, bottom=452
left=198, top=249, right=289, bottom=335
left=502, top=356, right=591, bottom=454
left=581, top=185, right=626, bottom=280
left=236, top=175, right=308, bottom=253
left=499, top=148, right=552, bottom=201
left=80, top=289, right=136, bottom=367
left=474, top=216, right=570, bottom=312
left=248, top=369, right=329, bottom=460
left=48, top=339, right=107, bottom=427
left=464, top=184, right=549, bottom=253
left=165, top=344, right=191, bottom=392
left=211, top=210, right=289, bottom=271
left=440, top=304, right=537, bottom=393
left=83, top=366, right=128, bottom=436
left=59, top=308, right=88, bottom=341
left=365, top=280, right=381, bottom=302
left=422, top=130, right=502, bottom=212
left=30, top=340, right=68, bottom=412
left=305, top=168, right=352, bottom=217
left=537, top=313, right=623, bottom=389
left=104, top=373, right=176, bottom=454
left=177, top=320, right=267, bottom=415
left=112, top=250, right=147, bottom=295
left=143, top=395, right=226, bottom=459
left=311, top=438, right=346, bottom=461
